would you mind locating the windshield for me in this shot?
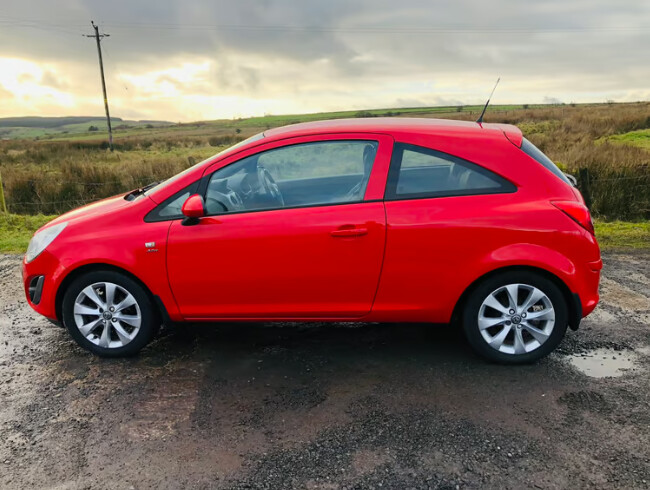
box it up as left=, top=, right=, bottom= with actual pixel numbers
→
left=144, top=132, right=266, bottom=196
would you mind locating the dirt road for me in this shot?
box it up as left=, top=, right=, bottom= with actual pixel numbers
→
left=1, top=253, right=649, bottom=489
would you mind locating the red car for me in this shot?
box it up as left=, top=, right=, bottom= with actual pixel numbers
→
left=22, top=118, right=601, bottom=363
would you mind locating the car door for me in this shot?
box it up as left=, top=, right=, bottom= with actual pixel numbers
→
left=166, top=133, right=393, bottom=319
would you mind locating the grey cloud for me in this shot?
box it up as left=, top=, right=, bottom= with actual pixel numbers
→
left=0, top=0, right=648, bottom=116
left=213, top=64, right=260, bottom=93
left=41, top=71, right=68, bottom=90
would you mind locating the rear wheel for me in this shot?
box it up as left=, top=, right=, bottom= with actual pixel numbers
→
left=62, top=270, right=159, bottom=357
left=462, top=271, right=568, bottom=364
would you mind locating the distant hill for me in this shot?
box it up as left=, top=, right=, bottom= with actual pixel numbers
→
left=0, top=116, right=126, bottom=128
left=0, top=116, right=174, bottom=139
left=0, top=116, right=174, bottom=128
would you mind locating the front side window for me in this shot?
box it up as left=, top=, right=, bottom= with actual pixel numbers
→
left=386, top=143, right=515, bottom=200
left=145, top=132, right=266, bottom=198
left=145, top=181, right=200, bottom=222
left=204, top=140, right=378, bottom=215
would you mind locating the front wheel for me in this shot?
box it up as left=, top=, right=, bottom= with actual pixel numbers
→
left=62, top=270, right=159, bottom=357
left=462, top=271, right=568, bottom=364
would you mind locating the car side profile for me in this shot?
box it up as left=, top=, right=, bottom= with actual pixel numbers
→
left=22, top=118, right=601, bottom=363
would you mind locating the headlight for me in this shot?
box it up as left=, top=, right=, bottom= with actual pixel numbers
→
left=25, top=222, right=68, bottom=263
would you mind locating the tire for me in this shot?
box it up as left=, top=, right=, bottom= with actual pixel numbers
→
left=62, top=270, right=159, bottom=357
left=461, top=271, right=568, bottom=364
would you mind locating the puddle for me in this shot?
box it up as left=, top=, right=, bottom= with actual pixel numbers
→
left=567, top=348, right=641, bottom=378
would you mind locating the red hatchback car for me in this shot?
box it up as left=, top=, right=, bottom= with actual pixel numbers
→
left=22, top=118, right=601, bottom=363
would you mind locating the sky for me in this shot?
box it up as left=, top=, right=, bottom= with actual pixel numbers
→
left=0, top=0, right=648, bottom=122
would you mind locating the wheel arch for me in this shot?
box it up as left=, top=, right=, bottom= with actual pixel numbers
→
left=55, top=263, right=167, bottom=324
left=451, top=265, right=580, bottom=330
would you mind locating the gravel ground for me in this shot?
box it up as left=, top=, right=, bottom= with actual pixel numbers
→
left=0, top=252, right=649, bottom=489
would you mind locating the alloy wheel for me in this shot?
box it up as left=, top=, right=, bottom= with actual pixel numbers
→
left=478, top=283, right=555, bottom=355
left=72, top=281, right=142, bottom=348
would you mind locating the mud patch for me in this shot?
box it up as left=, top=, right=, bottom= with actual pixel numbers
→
left=567, top=348, right=641, bottom=378
left=600, top=277, right=650, bottom=311
left=558, top=390, right=610, bottom=413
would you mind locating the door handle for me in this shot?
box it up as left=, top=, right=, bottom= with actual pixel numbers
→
left=330, top=226, right=368, bottom=238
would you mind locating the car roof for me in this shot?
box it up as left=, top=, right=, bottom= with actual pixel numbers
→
left=264, top=117, right=523, bottom=147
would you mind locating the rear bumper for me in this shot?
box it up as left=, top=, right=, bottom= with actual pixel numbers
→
left=569, top=258, right=601, bottom=330
left=567, top=257, right=601, bottom=330
left=581, top=258, right=602, bottom=317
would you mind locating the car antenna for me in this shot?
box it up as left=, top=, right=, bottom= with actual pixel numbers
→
left=476, top=77, right=500, bottom=124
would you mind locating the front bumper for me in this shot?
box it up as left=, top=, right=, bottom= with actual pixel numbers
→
left=22, top=250, right=67, bottom=321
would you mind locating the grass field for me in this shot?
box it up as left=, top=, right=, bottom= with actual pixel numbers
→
left=1, top=213, right=647, bottom=254
left=0, top=117, right=172, bottom=140
left=0, top=214, right=54, bottom=254
left=592, top=220, right=650, bottom=250
left=606, top=128, right=650, bottom=149
left=0, top=104, right=534, bottom=142
left=0, top=101, right=648, bottom=219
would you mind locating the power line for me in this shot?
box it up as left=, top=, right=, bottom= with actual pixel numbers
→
left=0, top=20, right=84, bottom=36
left=100, top=23, right=650, bottom=34
left=0, top=17, right=648, bottom=35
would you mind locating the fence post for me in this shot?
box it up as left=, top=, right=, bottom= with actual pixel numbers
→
left=578, top=168, right=592, bottom=210
left=0, top=170, right=7, bottom=214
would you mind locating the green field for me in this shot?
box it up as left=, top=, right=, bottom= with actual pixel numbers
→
left=606, top=128, right=650, bottom=149
left=0, top=104, right=539, bottom=142
left=0, top=117, right=172, bottom=140
left=1, top=100, right=648, bottom=253
left=0, top=214, right=55, bottom=253
left=0, top=101, right=648, bottom=221
left=1, top=213, right=647, bottom=254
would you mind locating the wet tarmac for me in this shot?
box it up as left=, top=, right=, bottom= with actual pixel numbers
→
left=1, top=252, right=649, bottom=489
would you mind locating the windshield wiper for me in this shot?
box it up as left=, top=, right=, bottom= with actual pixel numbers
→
left=124, top=181, right=162, bottom=201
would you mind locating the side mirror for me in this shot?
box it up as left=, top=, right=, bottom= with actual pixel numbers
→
left=181, top=194, right=205, bottom=219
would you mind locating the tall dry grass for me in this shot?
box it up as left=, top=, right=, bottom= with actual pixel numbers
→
left=446, top=102, right=650, bottom=219
left=1, top=103, right=648, bottom=218
left=0, top=135, right=238, bottom=214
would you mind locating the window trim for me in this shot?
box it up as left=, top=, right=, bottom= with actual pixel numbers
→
left=144, top=179, right=202, bottom=222
left=201, top=138, right=380, bottom=217
left=384, top=143, right=517, bottom=201
left=521, top=137, right=572, bottom=186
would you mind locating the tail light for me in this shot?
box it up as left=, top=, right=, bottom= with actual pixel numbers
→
left=552, top=201, right=595, bottom=235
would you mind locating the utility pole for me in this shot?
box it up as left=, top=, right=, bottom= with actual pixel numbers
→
left=85, top=21, right=113, bottom=151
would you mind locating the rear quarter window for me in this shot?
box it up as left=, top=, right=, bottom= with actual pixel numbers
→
left=385, top=143, right=516, bottom=200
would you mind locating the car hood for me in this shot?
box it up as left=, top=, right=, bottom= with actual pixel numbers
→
left=38, top=194, right=132, bottom=232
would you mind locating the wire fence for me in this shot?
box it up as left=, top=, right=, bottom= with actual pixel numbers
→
left=0, top=174, right=164, bottom=214
left=17, top=177, right=159, bottom=186
left=1, top=169, right=647, bottom=217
